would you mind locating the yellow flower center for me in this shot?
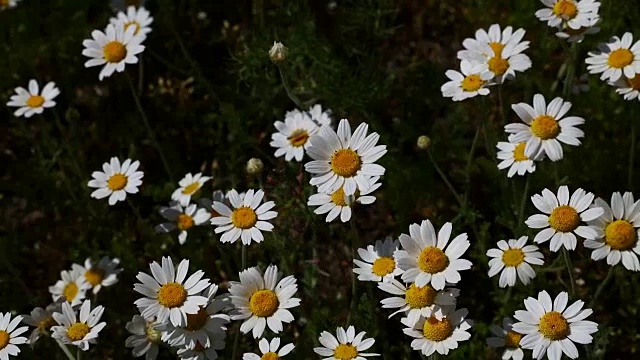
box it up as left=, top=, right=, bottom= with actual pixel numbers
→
left=288, top=129, right=310, bottom=147
left=146, top=322, right=161, bottom=343
left=605, top=220, right=637, bottom=250
left=488, top=57, right=509, bottom=76
left=333, top=344, right=358, bottom=360
left=405, top=283, right=438, bottom=309
left=84, top=268, right=105, bottom=286
left=513, top=142, right=528, bottom=162
left=489, top=42, right=505, bottom=58
left=626, top=75, right=640, bottom=90
left=249, top=290, right=279, bottom=317
left=0, top=331, right=9, bottom=350
left=63, top=283, right=79, bottom=302
left=177, top=214, right=195, bottom=231
left=330, top=187, right=348, bottom=207
left=608, top=49, right=634, bottom=69
left=422, top=316, right=453, bottom=342
left=371, top=256, right=396, bottom=277
left=261, top=353, right=279, bottom=360
left=67, top=323, right=90, bottom=341
left=331, top=149, right=361, bottom=177
left=231, top=206, right=258, bottom=229
left=107, top=173, right=128, bottom=191
left=38, top=316, right=56, bottom=332
left=504, top=330, right=523, bottom=348
left=538, top=311, right=569, bottom=340
left=103, top=41, right=127, bottom=63
left=125, top=21, right=141, bottom=35
left=530, top=115, right=560, bottom=140
left=461, top=74, right=485, bottom=92
left=26, top=95, right=45, bottom=108
left=553, top=0, right=578, bottom=19
left=182, top=182, right=200, bottom=195
left=549, top=205, right=580, bottom=233
left=157, top=282, right=187, bottom=308
left=186, top=307, right=209, bottom=331
left=417, top=246, right=449, bottom=274
left=502, top=248, right=525, bottom=267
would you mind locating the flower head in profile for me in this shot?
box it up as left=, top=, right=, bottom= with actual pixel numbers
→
left=6, top=80, right=59, bottom=118
left=487, top=318, right=525, bottom=360
left=49, top=267, right=92, bottom=307
left=0, top=312, right=28, bottom=359
left=270, top=110, right=319, bottom=162
left=353, top=237, right=403, bottom=282
left=82, top=21, right=145, bottom=80
left=402, top=306, right=472, bottom=356
left=72, top=256, right=122, bottom=294
left=496, top=137, right=538, bottom=178
left=88, top=157, right=144, bottom=205
left=51, top=300, right=106, bottom=351
left=156, top=202, right=211, bottom=245
left=172, top=173, right=212, bottom=207
left=110, top=6, right=153, bottom=40
left=487, top=237, right=544, bottom=288
left=125, top=315, right=161, bottom=360
left=313, top=326, right=379, bottom=359
left=23, top=299, right=65, bottom=345
left=586, top=32, right=640, bottom=82
left=308, top=176, right=381, bottom=223
left=243, top=337, right=295, bottom=359
left=211, top=189, right=277, bottom=245
left=535, top=0, right=600, bottom=30
left=441, top=60, right=494, bottom=101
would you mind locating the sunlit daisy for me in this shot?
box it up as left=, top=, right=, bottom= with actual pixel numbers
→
left=505, top=94, right=585, bottom=161
left=0, top=312, right=28, bottom=359
left=6, top=80, right=59, bottom=118
left=110, top=6, right=153, bottom=39
left=308, top=104, right=332, bottom=127
left=612, top=74, right=640, bottom=101
left=211, top=189, right=277, bottom=245
left=313, top=326, right=379, bottom=359
left=243, top=337, right=295, bottom=359
left=526, top=186, right=603, bottom=252
left=156, top=202, right=211, bottom=245
left=586, top=32, right=640, bottom=82
left=535, top=0, right=600, bottom=30
left=23, top=299, right=64, bottom=345
left=395, top=220, right=472, bottom=290
left=487, top=318, right=525, bottom=360
left=172, top=173, right=212, bottom=207
left=49, top=267, right=92, bottom=307
left=487, top=237, right=544, bottom=288
left=441, top=60, right=494, bottom=101
left=88, top=157, right=144, bottom=205
left=228, top=265, right=300, bottom=339
left=82, top=21, right=145, bottom=80
left=305, top=118, right=387, bottom=196
left=402, top=306, right=472, bottom=356
left=513, top=291, right=598, bottom=360
left=555, top=17, right=600, bottom=43
left=51, top=300, right=106, bottom=351
left=378, top=279, right=459, bottom=327
left=585, top=192, right=640, bottom=271
left=353, top=237, right=403, bottom=282
left=270, top=110, right=319, bottom=162
left=307, top=176, right=381, bottom=223
left=0, top=0, right=19, bottom=10
left=72, top=256, right=122, bottom=294
left=496, top=139, right=537, bottom=178
left=133, top=257, right=211, bottom=327
left=125, top=315, right=161, bottom=360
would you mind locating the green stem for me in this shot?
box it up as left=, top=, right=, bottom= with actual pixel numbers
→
left=628, top=123, right=636, bottom=190
left=517, top=176, right=530, bottom=232
left=562, top=43, right=577, bottom=98
left=561, top=248, right=575, bottom=297
left=56, top=340, right=76, bottom=360
left=76, top=348, right=82, bottom=360
left=346, top=217, right=360, bottom=326
left=427, top=151, right=464, bottom=208
left=589, top=267, right=615, bottom=309
left=277, top=65, right=306, bottom=109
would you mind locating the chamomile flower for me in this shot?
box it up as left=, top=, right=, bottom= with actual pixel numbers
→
left=0, top=312, right=28, bottom=359
left=496, top=139, right=537, bottom=178
left=200, top=190, right=227, bottom=218
left=307, top=176, right=381, bottom=223
left=6, top=80, right=59, bottom=118
left=125, top=315, right=161, bottom=360
left=133, top=257, right=211, bottom=327
left=308, top=104, right=332, bottom=127
left=525, top=186, right=603, bottom=252
left=270, top=110, right=319, bottom=162
left=156, top=202, right=211, bottom=245
left=612, top=74, right=640, bottom=101
left=0, top=0, right=19, bottom=10
left=49, top=267, right=92, bottom=307
left=313, top=326, right=379, bottom=359
left=82, top=21, right=145, bottom=80
left=505, top=94, right=585, bottom=161
left=72, top=256, right=122, bottom=294
left=441, top=60, right=494, bottom=101
left=211, top=189, right=277, bottom=245
left=487, top=318, right=525, bottom=360
left=584, top=192, right=640, bottom=271
left=378, top=279, right=459, bottom=327
left=88, top=157, right=144, bottom=205
left=305, top=119, right=386, bottom=196
left=172, top=173, right=212, bottom=207
left=402, top=306, right=472, bottom=356
left=586, top=32, right=640, bottom=82
left=51, top=300, right=106, bottom=351
left=487, top=237, right=545, bottom=288
left=513, top=291, right=598, bottom=360
left=110, top=6, right=153, bottom=40
left=353, top=237, right=403, bottom=282
left=23, top=299, right=64, bottom=345
left=243, top=337, right=295, bottom=359
left=395, top=220, right=472, bottom=290
left=555, top=17, right=600, bottom=43
left=535, top=0, right=600, bottom=30
left=176, top=336, right=227, bottom=360
left=228, top=265, right=300, bottom=339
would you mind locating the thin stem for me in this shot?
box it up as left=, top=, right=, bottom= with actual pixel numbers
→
left=517, top=176, right=530, bottom=232
left=346, top=217, right=360, bottom=326
left=561, top=248, right=575, bottom=297
left=76, top=348, right=82, bottom=360
left=628, top=123, right=636, bottom=190
left=277, top=65, right=306, bottom=109
left=589, top=267, right=615, bottom=309
left=231, top=245, right=247, bottom=360
left=562, top=43, right=577, bottom=98
left=463, top=126, right=481, bottom=204
left=56, top=340, right=77, bottom=360
left=497, top=84, right=507, bottom=125
left=427, top=151, right=464, bottom=208
left=126, top=198, right=145, bottom=224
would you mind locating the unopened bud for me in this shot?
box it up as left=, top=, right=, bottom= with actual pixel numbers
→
left=246, top=158, right=264, bottom=175
left=269, top=42, right=288, bottom=64
left=416, top=135, right=431, bottom=150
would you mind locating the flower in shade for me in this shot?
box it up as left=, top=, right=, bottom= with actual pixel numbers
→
left=176, top=334, right=227, bottom=360
left=51, top=300, right=106, bottom=351
left=22, top=299, right=64, bottom=345
left=156, top=202, right=211, bottom=245
left=487, top=318, right=525, bottom=360
left=88, top=157, right=144, bottom=205
left=535, top=0, right=600, bottom=30
left=308, top=104, right=332, bottom=127
left=125, top=315, right=161, bottom=360
left=172, top=173, right=212, bottom=207
left=308, top=176, right=381, bottom=223
left=496, top=138, right=538, bottom=178
left=441, top=60, right=494, bottom=101
left=584, top=192, right=640, bottom=271
left=402, top=306, right=472, bottom=356
left=49, top=267, right=92, bottom=307
left=210, top=189, right=277, bottom=245
left=487, top=237, right=545, bottom=288
left=110, top=6, right=153, bottom=40
left=611, top=74, right=640, bottom=102
left=0, top=312, right=28, bottom=359
left=313, top=326, right=379, bottom=359
left=353, top=237, right=403, bottom=282
left=270, top=110, right=319, bottom=162
left=72, top=257, right=122, bottom=295
left=82, top=21, right=145, bottom=80
left=525, top=186, right=603, bottom=252
left=243, top=337, right=295, bottom=359
left=6, top=80, right=59, bottom=118
left=586, top=32, right=640, bottom=82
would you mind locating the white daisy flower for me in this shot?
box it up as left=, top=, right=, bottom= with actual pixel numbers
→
left=210, top=189, right=277, bottom=245
left=49, top=267, right=92, bottom=307
left=535, top=0, right=600, bottom=30
left=378, top=279, right=459, bottom=327
left=584, top=192, right=640, bottom=271
left=0, top=0, right=19, bottom=10
left=308, top=104, right=332, bottom=127
left=441, top=60, right=494, bottom=101
left=110, top=6, right=153, bottom=40
left=496, top=139, right=537, bottom=178
left=525, top=186, right=603, bottom=252
left=51, top=300, right=106, bottom=351
left=125, top=315, right=161, bottom=360
left=176, top=335, right=227, bottom=360
left=486, top=237, right=545, bottom=288
left=505, top=94, right=585, bottom=161
left=487, top=318, right=525, bottom=360
left=22, top=299, right=64, bottom=345
left=82, top=21, right=145, bottom=80
left=402, top=306, right=472, bottom=356
left=156, top=202, right=211, bottom=245
left=612, top=74, right=640, bottom=101
left=353, top=237, right=403, bottom=282
left=87, top=157, right=144, bottom=205
left=243, top=337, right=295, bottom=359
left=395, top=220, right=472, bottom=290
left=0, top=312, right=28, bottom=359
left=133, top=257, right=211, bottom=327
left=172, top=173, right=212, bottom=207
left=72, top=256, right=122, bottom=295
left=513, top=291, right=598, bottom=360
left=555, top=17, right=600, bottom=43
left=6, top=80, right=59, bottom=118
left=228, top=264, right=300, bottom=339
left=586, top=32, right=640, bottom=82
left=313, top=326, right=379, bottom=359
left=270, top=110, right=319, bottom=162
left=308, top=176, right=381, bottom=223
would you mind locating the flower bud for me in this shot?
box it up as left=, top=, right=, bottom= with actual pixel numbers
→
left=416, top=135, right=431, bottom=150
left=246, top=158, right=264, bottom=175
left=269, top=42, right=288, bottom=64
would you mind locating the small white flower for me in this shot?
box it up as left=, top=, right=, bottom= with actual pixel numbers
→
left=270, top=110, right=319, bottom=162
left=51, top=300, right=106, bottom=351
left=156, top=202, right=211, bottom=245
left=72, top=256, right=122, bottom=294
left=486, top=318, right=525, bottom=360
left=535, top=0, right=600, bottom=30
left=555, top=17, right=600, bottom=43
left=611, top=74, right=640, bottom=101
left=49, top=267, right=92, bottom=307
left=441, top=60, right=494, bottom=101
left=496, top=138, right=537, bottom=178
left=308, top=176, right=381, bottom=223
left=308, top=104, right=332, bottom=127
left=243, top=337, right=295, bottom=359
left=402, top=306, right=472, bottom=356
left=353, top=237, right=403, bottom=282
left=6, top=80, right=59, bottom=118
left=87, top=157, right=144, bottom=205
left=211, top=189, right=277, bottom=245
left=269, top=41, right=288, bottom=63
left=313, top=326, right=379, bottom=359
left=586, top=32, right=640, bottom=82
left=110, top=6, right=153, bottom=40
left=125, top=315, right=161, bottom=359
left=486, top=237, right=545, bottom=288
left=82, top=21, right=145, bottom=80
left=0, top=312, right=28, bottom=359
left=22, top=299, right=65, bottom=345
left=172, top=172, right=212, bottom=207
